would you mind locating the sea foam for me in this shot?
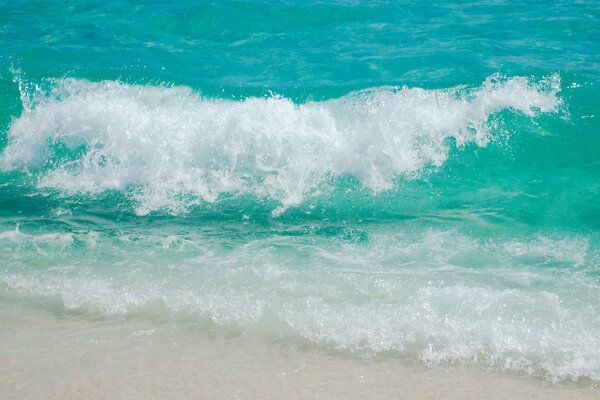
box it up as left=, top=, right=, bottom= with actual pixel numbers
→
left=0, top=75, right=561, bottom=215
left=1, top=227, right=598, bottom=382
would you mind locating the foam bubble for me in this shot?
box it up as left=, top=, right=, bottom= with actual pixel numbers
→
left=0, top=75, right=562, bottom=215
left=2, top=227, right=598, bottom=382
left=0, top=225, right=74, bottom=248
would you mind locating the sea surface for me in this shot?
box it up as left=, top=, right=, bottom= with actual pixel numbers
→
left=1, top=0, right=599, bottom=384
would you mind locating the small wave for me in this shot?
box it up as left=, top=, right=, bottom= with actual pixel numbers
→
left=0, top=75, right=562, bottom=215
left=1, top=228, right=598, bottom=382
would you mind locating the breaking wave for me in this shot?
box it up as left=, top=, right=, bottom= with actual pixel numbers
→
left=0, top=75, right=561, bottom=215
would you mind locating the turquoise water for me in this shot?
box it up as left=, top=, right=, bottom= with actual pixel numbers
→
left=1, top=0, right=599, bottom=383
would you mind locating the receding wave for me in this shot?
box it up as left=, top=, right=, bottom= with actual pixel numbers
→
left=1, top=226, right=599, bottom=382
left=1, top=75, right=562, bottom=215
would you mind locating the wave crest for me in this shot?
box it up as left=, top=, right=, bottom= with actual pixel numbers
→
left=1, top=75, right=562, bottom=215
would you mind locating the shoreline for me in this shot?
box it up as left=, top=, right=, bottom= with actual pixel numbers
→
left=1, top=301, right=597, bottom=400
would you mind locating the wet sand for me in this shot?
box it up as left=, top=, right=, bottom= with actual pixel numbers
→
left=1, top=302, right=597, bottom=400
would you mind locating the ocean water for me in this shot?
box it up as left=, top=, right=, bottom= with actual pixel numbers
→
left=1, top=0, right=599, bottom=385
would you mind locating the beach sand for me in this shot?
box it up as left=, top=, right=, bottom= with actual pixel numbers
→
left=1, top=301, right=597, bottom=400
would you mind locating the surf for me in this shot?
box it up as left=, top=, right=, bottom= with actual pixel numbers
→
left=1, top=74, right=562, bottom=216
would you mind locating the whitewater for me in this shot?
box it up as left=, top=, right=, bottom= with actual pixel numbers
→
left=2, top=74, right=561, bottom=214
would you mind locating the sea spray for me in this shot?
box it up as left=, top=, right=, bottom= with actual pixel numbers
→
left=1, top=75, right=561, bottom=215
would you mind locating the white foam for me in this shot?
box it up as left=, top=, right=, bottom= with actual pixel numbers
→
left=0, top=225, right=74, bottom=248
left=0, top=75, right=562, bottom=215
left=2, top=227, right=598, bottom=382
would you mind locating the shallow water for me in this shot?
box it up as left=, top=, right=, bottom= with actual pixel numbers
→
left=1, top=0, right=599, bottom=386
left=2, top=301, right=599, bottom=400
